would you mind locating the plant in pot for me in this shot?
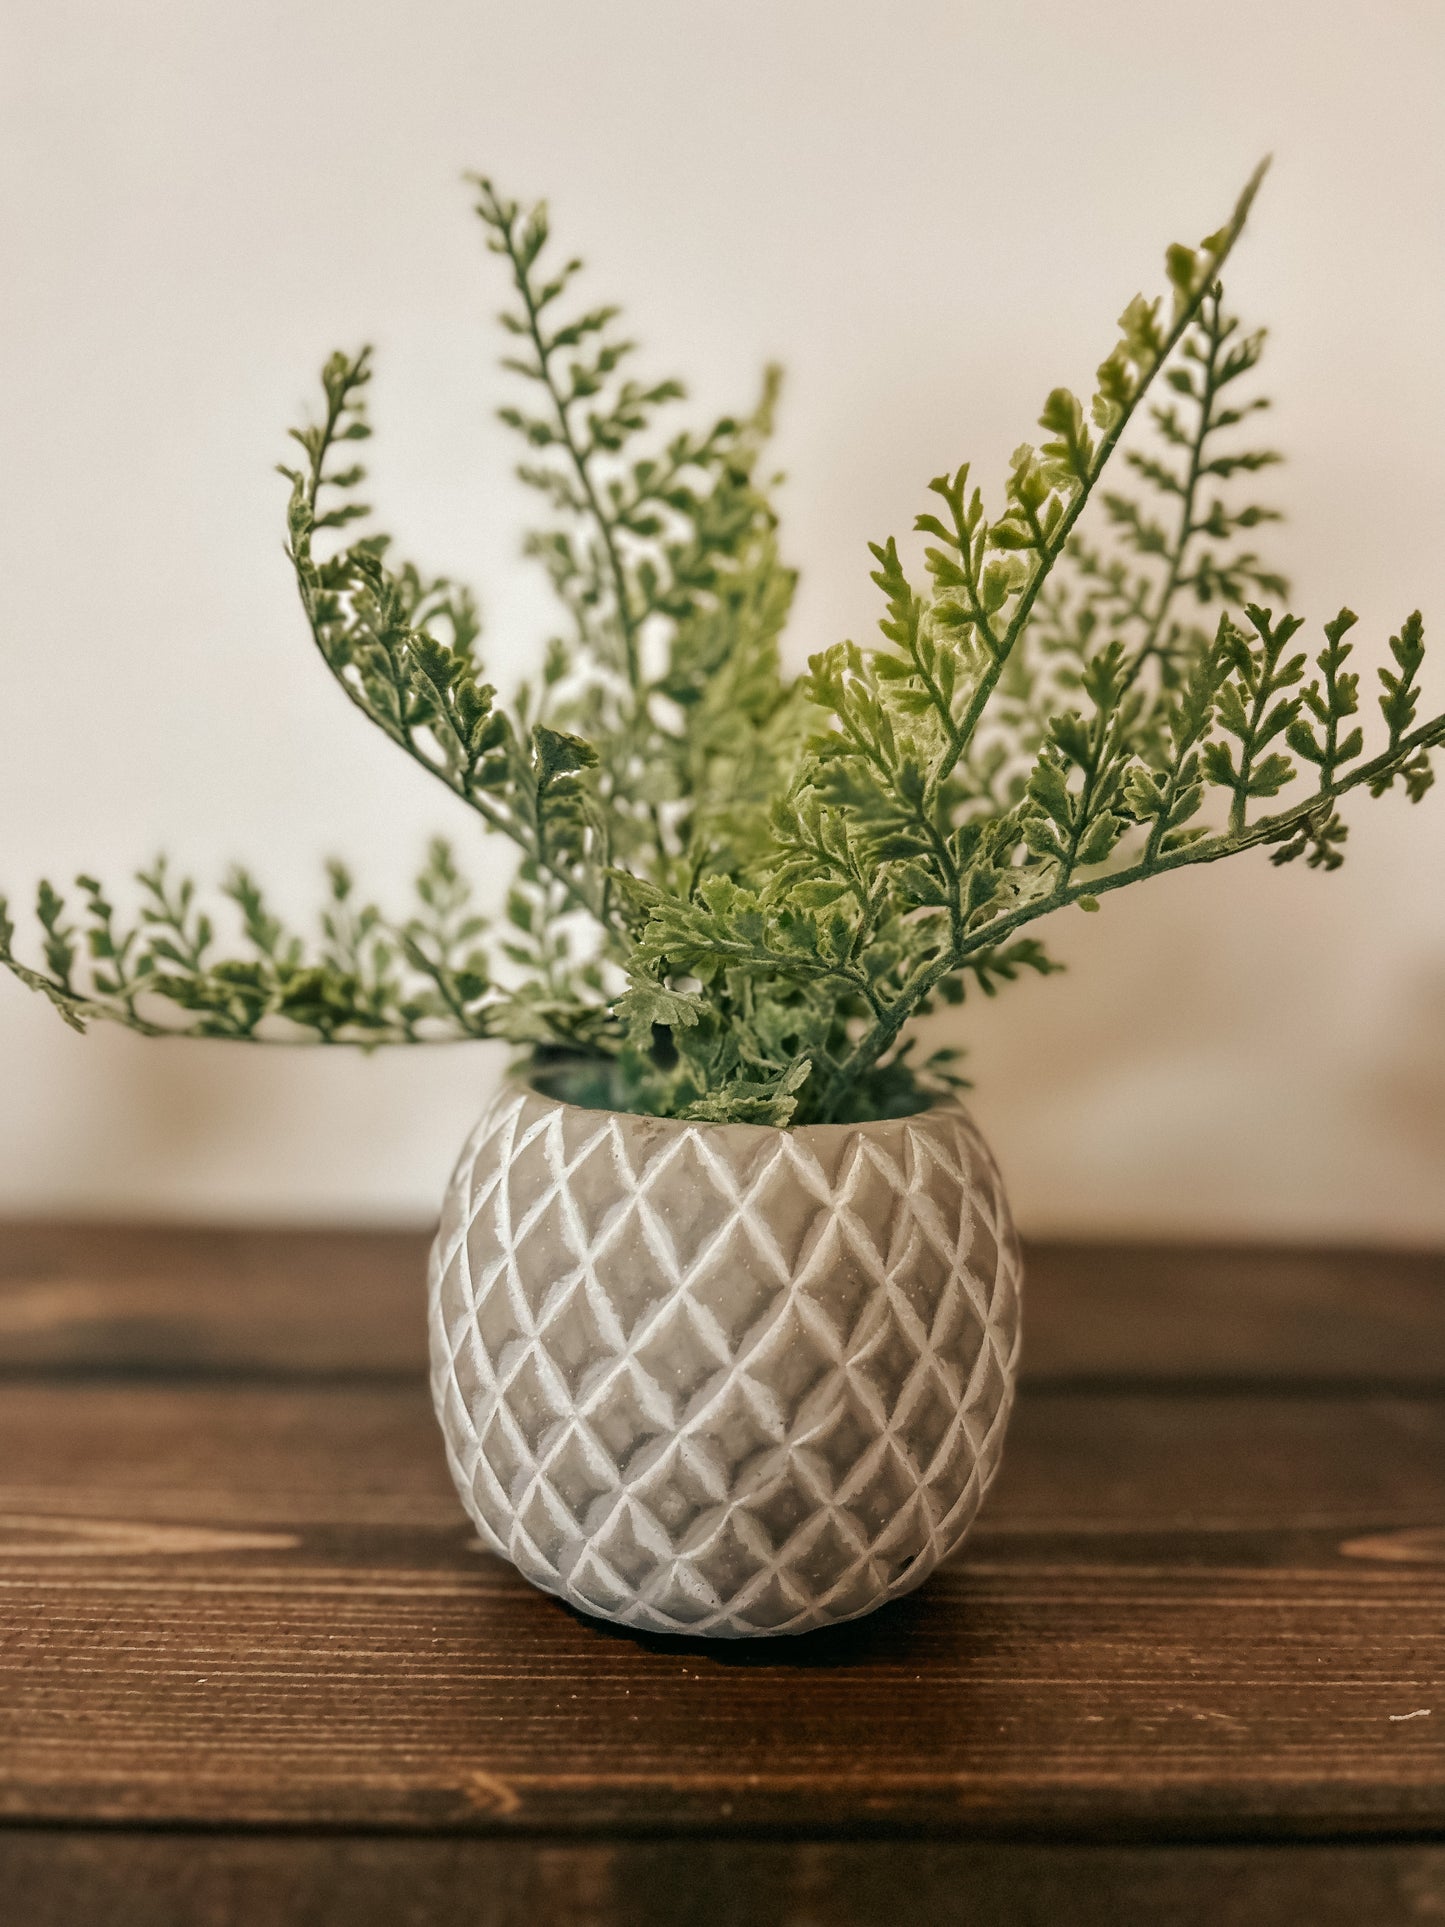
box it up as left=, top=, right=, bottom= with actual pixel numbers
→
left=4, top=163, right=1442, bottom=1636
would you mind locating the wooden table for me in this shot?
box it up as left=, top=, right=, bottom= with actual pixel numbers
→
left=2, top=1225, right=1442, bottom=1923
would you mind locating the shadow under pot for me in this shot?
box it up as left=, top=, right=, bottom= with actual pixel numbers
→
left=429, top=1075, right=1022, bottom=1638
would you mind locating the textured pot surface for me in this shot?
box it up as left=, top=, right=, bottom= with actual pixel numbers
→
left=429, top=1082, right=1022, bottom=1637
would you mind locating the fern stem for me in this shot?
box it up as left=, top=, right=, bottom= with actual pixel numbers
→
left=821, top=701, right=1445, bottom=1116
left=933, top=169, right=1268, bottom=796
left=493, top=210, right=643, bottom=702
left=1120, top=284, right=1223, bottom=694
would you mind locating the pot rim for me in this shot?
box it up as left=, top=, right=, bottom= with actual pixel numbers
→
left=508, top=1058, right=964, bottom=1145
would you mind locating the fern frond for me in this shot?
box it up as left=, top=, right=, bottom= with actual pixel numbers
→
left=6, top=160, right=1443, bottom=1131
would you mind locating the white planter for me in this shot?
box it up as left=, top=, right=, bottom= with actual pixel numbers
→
left=429, top=1078, right=1022, bottom=1637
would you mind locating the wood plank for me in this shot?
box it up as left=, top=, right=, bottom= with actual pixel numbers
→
left=0, top=1221, right=429, bottom=1377
left=7, top=1381, right=1445, bottom=1532
left=3, top=1834, right=1443, bottom=1927
left=2, top=1221, right=1442, bottom=1384
left=1, top=1381, right=1441, bottom=1837
left=1022, top=1242, right=1445, bottom=1387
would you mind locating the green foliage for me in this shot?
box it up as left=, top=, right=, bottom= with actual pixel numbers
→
left=5, top=162, right=1443, bottom=1125
left=0, top=843, right=500, bottom=1044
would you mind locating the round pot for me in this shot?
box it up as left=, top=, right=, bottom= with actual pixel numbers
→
left=428, top=1077, right=1022, bottom=1638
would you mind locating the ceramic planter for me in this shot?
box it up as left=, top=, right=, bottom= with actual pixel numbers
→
left=428, top=1076, right=1022, bottom=1638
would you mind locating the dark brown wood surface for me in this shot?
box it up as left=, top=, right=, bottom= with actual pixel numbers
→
left=5, top=1218, right=1443, bottom=1384
left=3, top=1835, right=1444, bottom=1927
left=2, top=1223, right=1442, bottom=1921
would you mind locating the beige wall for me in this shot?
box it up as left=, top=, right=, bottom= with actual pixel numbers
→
left=1, top=0, right=1441, bottom=1237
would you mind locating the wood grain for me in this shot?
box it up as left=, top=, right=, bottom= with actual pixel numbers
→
left=1, top=1380, right=1441, bottom=1837
left=0, top=1221, right=428, bottom=1377
left=3, top=1835, right=1443, bottom=1927
left=1019, top=1241, right=1445, bottom=1387
left=2, top=1222, right=1442, bottom=1921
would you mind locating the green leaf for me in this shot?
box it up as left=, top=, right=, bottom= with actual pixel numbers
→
left=533, top=724, right=598, bottom=781
left=615, top=979, right=704, bottom=1047
left=1380, top=610, right=1426, bottom=746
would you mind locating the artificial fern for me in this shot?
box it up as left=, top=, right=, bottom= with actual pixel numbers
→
left=4, top=161, right=1442, bottom=1125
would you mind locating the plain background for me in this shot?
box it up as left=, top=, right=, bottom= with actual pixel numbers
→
left=0, top=0, right=1441, bottom=1237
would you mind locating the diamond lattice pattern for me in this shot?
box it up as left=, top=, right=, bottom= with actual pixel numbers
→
left=429, top=1088, right=1022, bottom=1637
